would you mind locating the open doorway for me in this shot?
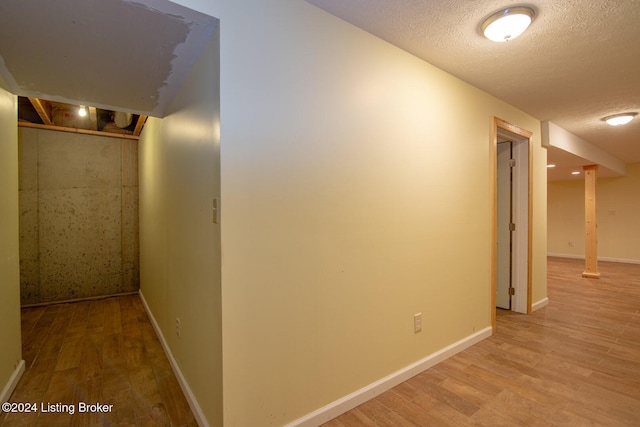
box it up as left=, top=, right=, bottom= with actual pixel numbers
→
left=496, top=139, right=513, bottom=310
left=0, top=1, right=221, bottom=422
left=0, top=0, right=218, bottom=303
left=491, top=117, right=533, bottom=331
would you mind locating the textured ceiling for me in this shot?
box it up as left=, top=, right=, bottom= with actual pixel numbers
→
left=0, top=0, right=637, bottom=180
left=307, top=0, right=640, bottom=180
left=0, top=0, right=218, bottom=117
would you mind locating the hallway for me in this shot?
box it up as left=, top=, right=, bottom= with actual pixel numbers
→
left=2, top=257, right=640, bottom=426
left=0, top=295, right=195, bottom=426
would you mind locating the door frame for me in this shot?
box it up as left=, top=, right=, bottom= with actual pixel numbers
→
left=491, top=117, right=533, bottom=332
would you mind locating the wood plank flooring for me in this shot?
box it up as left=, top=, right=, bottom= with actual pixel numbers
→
left=323, top=257, right=640, bottom=426
left=0, top=294, right=196, bottom=427
left=2, top=257, right=639, bottom=426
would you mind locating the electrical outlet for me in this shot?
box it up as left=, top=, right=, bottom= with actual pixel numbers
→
left=175, top=318, right=181, bottom=337
left=414, top=313, right=422, bottom=333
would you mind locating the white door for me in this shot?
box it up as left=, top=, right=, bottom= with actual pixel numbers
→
left=496, top=141, right=512, bottom=309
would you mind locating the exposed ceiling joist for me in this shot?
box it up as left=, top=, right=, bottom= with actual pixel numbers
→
left=28, top=97, right=53, bottom=125
left=18, top=96, right=146, bottom=139
left=19, top=122, right=139, bottom=140
left=88, top=107, right=98, bottom=131
left=133, top=115, right=148, bottom=137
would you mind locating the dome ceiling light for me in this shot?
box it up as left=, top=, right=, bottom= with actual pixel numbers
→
left=602, top=112, right=637, bottom=126
left=482, top=6, right=535, bottom=42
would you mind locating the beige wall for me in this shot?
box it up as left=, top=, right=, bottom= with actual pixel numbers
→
left=138, top=31, right=222, bottom=425
left=147, top=1, right=547, bottom=426
left=18, top=127, right=139, bottom=304
left=548, top=162, right=640, bottom=263
left=218, top=5, right=546, bottom=424
left=0, top=85, right=23, bottom=399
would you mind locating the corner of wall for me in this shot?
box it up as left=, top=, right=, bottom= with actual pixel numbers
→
left=138, top=30, right=222, bottom=427
left=0, top=360, right=25, bottom=404
left=0, top=85, right=23, bottom=405
left=138, top=290, right=210, bottom=427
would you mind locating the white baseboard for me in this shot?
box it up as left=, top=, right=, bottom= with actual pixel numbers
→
left=547, top=253, right=640, bottom=264
left=285, top=326, right=493, bottom=427
left=0, top=359, right=25, bottom=404
left=138, top=290, right=208, bottom=427
left=532, top=297, right=549, bottom=312
left=547, top=253, right=583, bottom=260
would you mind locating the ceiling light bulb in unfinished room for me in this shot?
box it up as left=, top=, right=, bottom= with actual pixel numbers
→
left=78, top=106, right=87, bottom=117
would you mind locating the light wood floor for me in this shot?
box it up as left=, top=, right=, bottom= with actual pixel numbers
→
left=1, top=294, right=196, bottom=427
left=323, top=257, right=640, bottom=426
left=2, top=258, right=639, bottom=426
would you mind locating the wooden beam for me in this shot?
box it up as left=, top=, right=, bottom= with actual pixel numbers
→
left=88, top=107, right=98, bottom=131
left=133, top=115, right=147, bottom=136
left=18, top=121, right=139, bottom=140
left=28, top=97, right=53, bottom=125
left=582, top=164, right=600, bottom=279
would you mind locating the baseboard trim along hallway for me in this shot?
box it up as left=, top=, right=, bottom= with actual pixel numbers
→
left=139, top=290, right=208, bottom=427
left=532, top=297, right=549, bottom=312
left=0, top=359, right=25, bottom=405
left=285, top=326, right=493, bottom=427
left=547, top=253, right=640, bottom=265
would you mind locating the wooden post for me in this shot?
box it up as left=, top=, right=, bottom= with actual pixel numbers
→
left=582, top=165, right=600, bottom=279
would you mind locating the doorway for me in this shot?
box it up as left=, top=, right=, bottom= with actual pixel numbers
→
left=491, top=118, right=533, bottom=331
left=496, top=140, right=513, bottom=310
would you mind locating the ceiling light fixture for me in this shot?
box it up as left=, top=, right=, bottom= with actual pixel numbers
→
left=571, top=171, right=581, bottom=175
left=547, top=164, right=556, bottom=168
left=602, top=112, right=637, bottom=126
left=78, top=106, right=87, bottom=117
left=482, top=6, right=535, bottom=42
